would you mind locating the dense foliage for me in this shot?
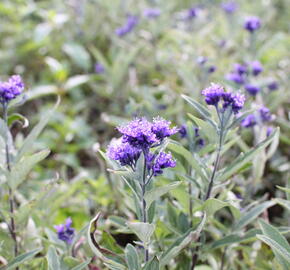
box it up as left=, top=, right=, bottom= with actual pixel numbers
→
left=0, top=0, right=290, bottom=269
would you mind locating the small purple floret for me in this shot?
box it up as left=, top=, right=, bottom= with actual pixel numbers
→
left=150, top=152, right=176, bottom=176
left=268, top=81, right=278, bottom=91
left=107, top=139, right=141, bottom=167
left=244, top=16, right=261, bottom=33
left=95, top=63, right=105, bottom=74
left=0, top=75, right=24, bottom=104
left=250, top=61, right=263, bottom=76
left=221, top=1, right=238, bottom=14
left=245, top=84, right=260, bottom=96
left=54, top=218, right=75, bottom=244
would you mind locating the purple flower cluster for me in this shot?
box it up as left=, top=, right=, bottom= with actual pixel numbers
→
left=143, top=8, right=161, bottom=19
left=226, top=61, right=263, bottom=96
left=202, top=83, right=245, bottom=114
left=108, top=117, right=177, bottom=174
left=0, top=75, right=24, bottom=104
left=147, top=152, right=176, bottom=176
left=115, top=15, right=139, bottom=37
left=241, top=106, right=273, bottom=128
left=107, top=139, right=141, bottom=168
left=244, top=16, right=261, bottom=33
left=221, top=1, right=238, bottom=14
left=54, top=218, right=75, bottom=244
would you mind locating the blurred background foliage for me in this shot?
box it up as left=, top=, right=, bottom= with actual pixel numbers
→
left=0, top=0, right=290, bottom=268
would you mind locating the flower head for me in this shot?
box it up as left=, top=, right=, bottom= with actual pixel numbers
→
left=202, top=83, right=224, bottom=106
left=245, top=84, right=260, bottom=96
left=143, top=8, right=161, bottom=19
left=259, top=106, right=273, bottom=122
left=244, top=16, right=261, bottom=33
left=268, top=81, right=278, bottom=91
left=115, top=15, right=139, bottom=37
left=118, top=118, right=158, bottom=149
left=208, top=65, right=217, bottom=73
left=221, top=1, right=238, bottom=14
left=202, top=84, right=245, bottom=114
left=107, top=138, right=141, bottom=167
left=225, top=73, right=245, bottom=84
left=149, top=152, right=176, bottom=176
left=241, top=114, right=256, bottom=128
left=250, top=61, right=263, bottom=76
left=0, top=75, right=24, bottom=104
left=54, top=218, right=75, bottom=244
left=152, top=117, right=178, bottom=141
left=231, top=93, right=246, bottom=114
left=234, top=63, right=248, bottom=75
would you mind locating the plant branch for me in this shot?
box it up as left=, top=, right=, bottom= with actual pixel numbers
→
left=3, top=103, right=19, bottom=262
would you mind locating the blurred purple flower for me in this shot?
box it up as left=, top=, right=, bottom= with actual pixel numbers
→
left=179, top=124, right=187, bottom=138
left=197, top=56, right=207, bottom=65
left=143, top=8, right=161, bottom=19
left=183, top=6, right=198, bottom=20
left=244, top=16, right=261, bottom=33
left=208, top=65, right=217, bottom=73
left=234, top=63, right=248, bottom=75
left=54, top=218, right=75, bottom=244
left=245, top=84, right=260, bottom=96
left=241, top=114, right=256, bottom=128
left=226, top=73, right=245, bottom=84
left=268, top=81, right=278, bottom=91
left=221, top=1, right=238, bottom=14
left=0, top=75, right=24, bottom=104
left=267, top=127, right=273, bottom=137
left=259, top=106, right=273, bottom=122
left=250, top=60, right=263, bottom=76
left=115, top=15, right=139, bottom=37
left=95, top=63, right=105, bottom=74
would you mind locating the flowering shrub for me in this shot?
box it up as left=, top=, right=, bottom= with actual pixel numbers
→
left=0, top=1, right=289, bottom=270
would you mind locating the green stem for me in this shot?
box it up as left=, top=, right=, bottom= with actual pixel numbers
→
left=3, top=104, right=19, bottom=262
left=141, top=153, right=149, bottom=262
left=191, top=111, right=225, bottom=270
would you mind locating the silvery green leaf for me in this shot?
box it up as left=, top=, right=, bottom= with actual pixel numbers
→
left=127, top=222, right=155, bottom=245
left=258, top=219, right=290, bottom=269
left=202, top=198, right=240, bottom=219
left=64, top=75, right=90, bottom=90
left=0, top=248, right=41, bottom=270
left=143, top=257, right=159, bottom=270
left=47, top=246, right=61, bottom=270
left=71, top=259, right=91, bottom=270
left=257, top=234, right=290, bottom=266
left=233, top=201, right=275, bottom=231
left=16, top=97, right=60, bottom=161
left=275, top=198, right=290, bottom=212
left=125, top=244, right=141, bottom=270
left=63, top=43, right=91, bottom=70
left=8, top=149, right=50, bottom=191
left=144, top=181, right=181, bottom=210
left=218, top=128, right=279, bottom=182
